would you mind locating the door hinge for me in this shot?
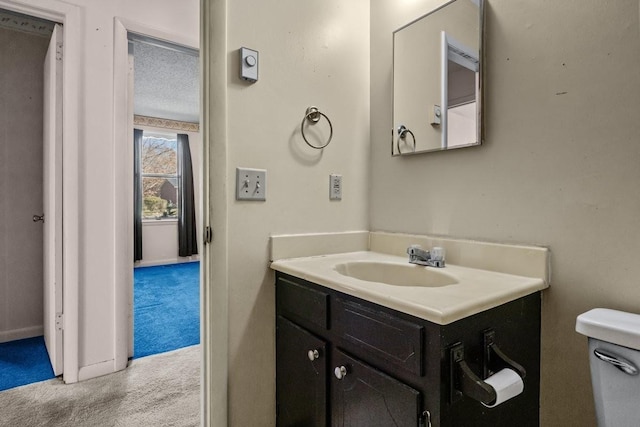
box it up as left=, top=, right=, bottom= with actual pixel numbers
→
left=204, top=226, right=213, bottom=244
left=56, top=42, right=63, bottom=61
left=56, top=313, right=64, bottom=331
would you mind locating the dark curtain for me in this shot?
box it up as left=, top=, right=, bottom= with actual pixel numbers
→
left=133, top=128, right=143, bottom=261
left=178, top=134, right=198, bottom=257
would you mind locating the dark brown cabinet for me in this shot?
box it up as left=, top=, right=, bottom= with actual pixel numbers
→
left=276, top=316, right=327, bottom=426
left=275, top=272, right=541, bottom=427
left=332, top=350, right=421, bottom=427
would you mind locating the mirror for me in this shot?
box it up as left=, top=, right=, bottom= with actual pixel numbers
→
left=392, top=0, right=483, bottom=155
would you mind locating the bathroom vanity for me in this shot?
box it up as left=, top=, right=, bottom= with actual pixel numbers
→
left=276, top=271, right=540, bottom=427
left=271, top=232, right=549, bottom=427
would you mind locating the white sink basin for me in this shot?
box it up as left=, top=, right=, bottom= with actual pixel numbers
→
left=334, top=261, right=458, bottom=287
left=271, top=250, right=548, bottom=324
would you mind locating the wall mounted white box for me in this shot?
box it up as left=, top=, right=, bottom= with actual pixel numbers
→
left=240, top=47, right=259, bottom=82
left=330, top=174, right=342, bottom=200
left=236, top=167, right=267, bottom=201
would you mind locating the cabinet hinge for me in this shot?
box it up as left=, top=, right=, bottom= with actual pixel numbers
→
left=419, top=410, right=432, bottom=427
left=56, top=42, right=63, bottom=61
left=56, top=312, right=64, bottom=331
left=204, top=226, right=213, bottom=244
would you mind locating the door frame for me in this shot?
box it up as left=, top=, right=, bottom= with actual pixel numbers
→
left=0, top=0, right=81, bottom=384
left=113, top=17, right=199, bottom=367
left=112, top=14, right=207, bottom=418
left=201, top=1, right=229, bottom=425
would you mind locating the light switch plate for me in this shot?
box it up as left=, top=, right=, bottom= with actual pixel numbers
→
left=330, top=174, right=342, bottom=200
left=236, top=167, right=266, bottom=201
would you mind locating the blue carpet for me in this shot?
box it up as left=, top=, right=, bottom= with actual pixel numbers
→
left=0, top=261, right=200, bottom=391
left=134, top=261, right=200, bottom=358
left=0, top=336, right=55, bottom=391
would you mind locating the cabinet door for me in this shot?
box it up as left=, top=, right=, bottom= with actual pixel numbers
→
left=332, top=350, right=421, bottom=427
left=277, top=316, right=327, bottom=427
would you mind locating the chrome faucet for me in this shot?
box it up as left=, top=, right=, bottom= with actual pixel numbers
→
left=407, top=245, right=445, bottom=268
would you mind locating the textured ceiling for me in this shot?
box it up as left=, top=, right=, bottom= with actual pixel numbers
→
left=132, top=40, right=199, bottom=123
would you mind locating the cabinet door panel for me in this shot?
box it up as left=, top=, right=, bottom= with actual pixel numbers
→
left=332, top=350, right=421, bottom=427
left=277, top=316, right=327, bottom=427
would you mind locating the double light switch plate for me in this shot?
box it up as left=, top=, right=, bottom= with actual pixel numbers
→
left=236, top=167, right=266, bottom=201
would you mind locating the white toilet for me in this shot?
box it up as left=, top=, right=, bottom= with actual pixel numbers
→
left=576, top=308, right=640, bottom=426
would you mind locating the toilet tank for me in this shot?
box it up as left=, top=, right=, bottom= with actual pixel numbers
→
left=576, top=308, right=640, bottom=427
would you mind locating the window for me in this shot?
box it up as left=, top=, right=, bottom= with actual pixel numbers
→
left=140, top=132, right=179, bottom=220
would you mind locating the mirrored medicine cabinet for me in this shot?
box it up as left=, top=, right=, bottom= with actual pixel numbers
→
left=392, top=0, right=484, bottom=156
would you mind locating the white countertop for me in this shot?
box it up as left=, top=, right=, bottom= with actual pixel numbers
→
left=271, top=251, right=548, bottom=325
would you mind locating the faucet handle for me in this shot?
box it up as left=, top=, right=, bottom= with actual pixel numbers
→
left=407, top=245, right=429, bottom=257
left=431, top=246, right=445, bottom=261
left=407, top=245, right=417, bottom=255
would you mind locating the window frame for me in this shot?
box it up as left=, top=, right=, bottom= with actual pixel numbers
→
left=139, top=130, right=180, bottom=221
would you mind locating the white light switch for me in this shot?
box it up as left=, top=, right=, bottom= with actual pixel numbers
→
left=330, top=174, right=342, bottom=200
left=236, top=167, right=266, bottom=201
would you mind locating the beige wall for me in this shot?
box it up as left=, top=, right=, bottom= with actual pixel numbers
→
left=371, top=0, right=640, bottom=425
left=0, top=28, right=49, bottom=342
left=224, top=0, right=370, bottom=424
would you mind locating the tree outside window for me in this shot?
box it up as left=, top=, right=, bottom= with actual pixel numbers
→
left=141, top=133, right=179, bottom=220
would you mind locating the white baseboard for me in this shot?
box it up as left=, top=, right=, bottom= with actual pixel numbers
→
left=135, top=255, right=200, bottom=268
left=0, top=325, right=43, bottom=343
left=78, top=359, right=117, bottom=381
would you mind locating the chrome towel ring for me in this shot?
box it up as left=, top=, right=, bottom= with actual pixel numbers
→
left=301, top=106, right=333, bottom=149
left=396, top=125, right=416, bottom=154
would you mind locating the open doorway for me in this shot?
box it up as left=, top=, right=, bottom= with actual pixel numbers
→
left=0, top=8, right=64, bottom=391
left=127, top=36, right=201, bottom=360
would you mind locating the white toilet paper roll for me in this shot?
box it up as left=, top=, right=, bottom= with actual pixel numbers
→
left=482, top=368, right=524, bottom=408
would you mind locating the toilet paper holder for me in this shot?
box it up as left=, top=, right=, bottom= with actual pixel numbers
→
left=449, top=329, right=526, bottom=405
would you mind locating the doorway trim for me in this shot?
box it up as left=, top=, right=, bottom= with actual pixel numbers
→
left=0, top=0, right=81, bottom=384
left=201, top=0, right=229, bottom=426
left=112, top=14, right=206, bottom=420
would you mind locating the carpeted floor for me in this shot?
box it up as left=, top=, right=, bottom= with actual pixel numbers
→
left=0, top=261, right=200, bottom=392
left=0, top=337, right=55, bottom=391
left=0, top=345, right=200, bottom=427
left=134, top=262, right=200, bottom=358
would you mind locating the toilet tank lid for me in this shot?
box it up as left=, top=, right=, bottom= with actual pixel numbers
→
left=576, top=308, right=640, bottom=351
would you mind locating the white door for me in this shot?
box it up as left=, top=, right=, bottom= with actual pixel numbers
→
left=43, top=24, right=63, bottom=376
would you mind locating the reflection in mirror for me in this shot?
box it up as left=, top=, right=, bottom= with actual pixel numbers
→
left=392, top=0, right=483, bottom=156
left=443, top=31, right=479, bottom=148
